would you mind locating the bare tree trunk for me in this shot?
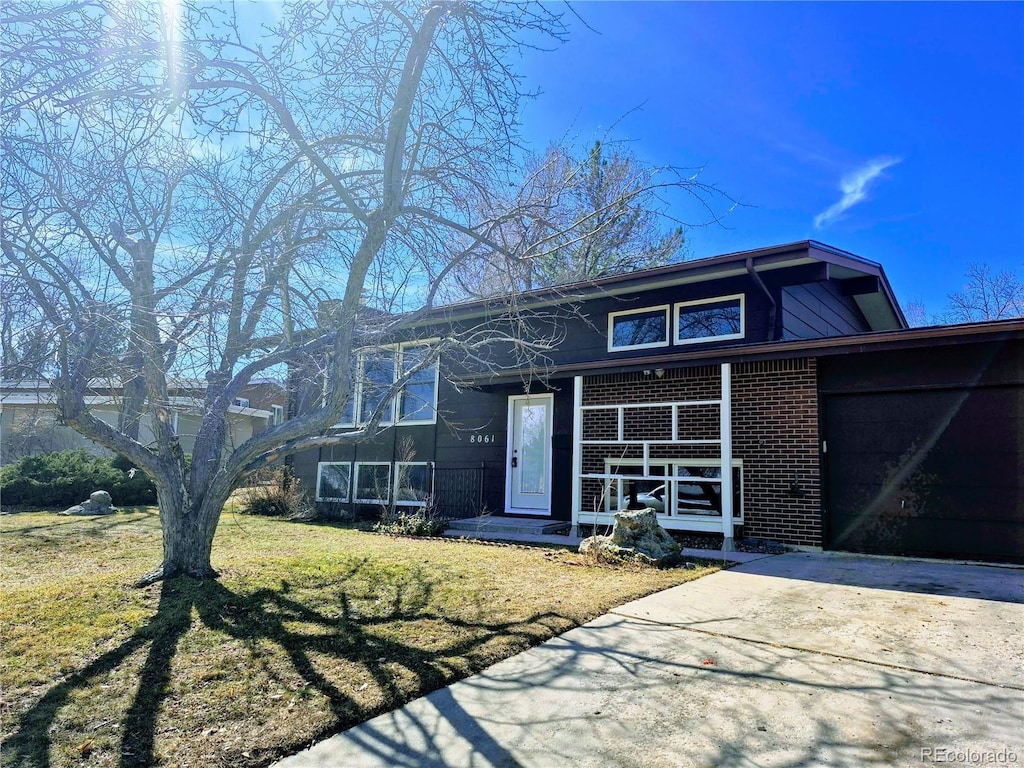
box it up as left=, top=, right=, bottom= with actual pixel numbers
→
left=118, top=362, right=145, bottom=441
left=137, top=480, right=224, bottom=586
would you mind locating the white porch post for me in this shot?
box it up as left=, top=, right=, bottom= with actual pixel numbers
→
left=720, top=362, right=734, bottom=551
left=571, top=375, right=583, bottom=536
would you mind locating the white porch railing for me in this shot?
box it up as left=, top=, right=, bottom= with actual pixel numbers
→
left=571, top=363, right=735, bottom=549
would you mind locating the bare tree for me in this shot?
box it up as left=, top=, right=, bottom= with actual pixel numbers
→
left=449, top=139, right=724, bottom=298
left=902, top=300, right=932, bottom=328
left=2, top=0, right=595, bottom=584
left=943, top=263, right=1024, bottom=322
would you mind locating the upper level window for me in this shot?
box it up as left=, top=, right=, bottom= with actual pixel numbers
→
left=608, top=306, right=670, bottom=352
left=233, top=397, right=250, bottom=408
left=675, top=295, right=744, bottom=345
left=358, top=349, right=397, bottom=424
left=270, top=404, right=284, bottom=425
left=332, top=342, right=438, bottom=428
left=335, top=360, right=358, bottom=427
left=398, top=345, right=438, bottom=423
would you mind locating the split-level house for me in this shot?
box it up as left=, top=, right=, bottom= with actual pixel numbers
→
left=292, top=241, right=1024, bottom=563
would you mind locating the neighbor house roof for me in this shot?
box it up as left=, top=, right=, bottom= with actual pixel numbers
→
left=0, top=391, right=274, bottom=419
left=0, top=380, right=283, bottom=419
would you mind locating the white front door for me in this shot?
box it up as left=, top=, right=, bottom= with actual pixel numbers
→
left=506, top=394, right=553, bottom=515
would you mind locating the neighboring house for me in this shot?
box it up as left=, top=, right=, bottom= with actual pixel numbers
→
left=0, top=379, right=287, bottom=464
left=289, top=240, right=1020, bottom=563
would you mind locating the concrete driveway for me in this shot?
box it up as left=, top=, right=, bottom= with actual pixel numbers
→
left=275, top=553, right=1024, bottom=767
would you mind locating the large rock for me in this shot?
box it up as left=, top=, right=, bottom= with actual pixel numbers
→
left=60, top=490, right=117, bottom=516
left=579, top=508, right=681, bottom=565
left=89, top=490, right=113, bottom=506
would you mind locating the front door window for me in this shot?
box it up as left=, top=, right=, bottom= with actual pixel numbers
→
left=508, top=395, right=553, bottom=513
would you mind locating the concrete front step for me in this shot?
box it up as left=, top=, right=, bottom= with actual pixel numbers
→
left=446, top=516, right=571, bottom=536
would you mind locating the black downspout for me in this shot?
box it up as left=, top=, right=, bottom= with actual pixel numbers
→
left=747, top=257, right=779, bottom=341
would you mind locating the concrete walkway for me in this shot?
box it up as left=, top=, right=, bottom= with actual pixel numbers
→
left=274, top=552, right=1024, bottom=768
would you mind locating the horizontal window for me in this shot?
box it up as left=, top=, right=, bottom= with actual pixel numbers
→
left=354, top=462, right=392, bottom=504
left=394, top=462, right=431, bottom=506
left=316, top=462, right=351, bottom=502
left=675, top=295, right=744, bottom=345
left=608, top=306, right=670, bottom=352
left=317, top=461, right=434, bottom=507
left=604, top=459, right=742, bottom=520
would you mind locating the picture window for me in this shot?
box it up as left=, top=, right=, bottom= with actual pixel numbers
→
left=354, top=462, right=392, bottom=504
left=608, top=306, right=670, bottom=352
left=675, top=295, right=744, bottom=345
left=316, top=462, right=351, bottom=502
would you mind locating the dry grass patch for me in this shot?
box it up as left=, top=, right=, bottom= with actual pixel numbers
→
left=1, top=510, right=720, bottom=768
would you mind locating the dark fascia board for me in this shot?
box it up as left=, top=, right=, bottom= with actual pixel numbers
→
left=418, top=240, right=900, bottom=326
left=456, top=318, right=1024, bottom=387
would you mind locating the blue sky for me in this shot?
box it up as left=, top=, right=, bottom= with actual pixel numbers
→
left=514, top=1, right=1024, bottom=317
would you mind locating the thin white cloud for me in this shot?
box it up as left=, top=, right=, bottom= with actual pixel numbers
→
left=814, top=156, right=901, bottom=229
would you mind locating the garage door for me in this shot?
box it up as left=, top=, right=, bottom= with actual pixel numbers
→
left=823, top=385, right=1023, bottom=562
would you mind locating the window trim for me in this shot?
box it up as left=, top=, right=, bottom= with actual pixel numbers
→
left=393, top=461, right=432, bottom=507
left=607, top=304, right=671, bottom=352
left=270, top=404, right=284, bottom=425
left=603, top=458, right=743, bottom=521
left=396, top=342, right=440, bottom=425
left=673, top=293, right=745, bottom=346
left=353, top=462, right=392, bottom=504
left=315, top=461, right=352, bottom=502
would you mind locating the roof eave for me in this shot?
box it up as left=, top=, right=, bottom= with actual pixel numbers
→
left=455, top=319, right=1024, bottom=387
left=419, top=240, right=899, bottom=326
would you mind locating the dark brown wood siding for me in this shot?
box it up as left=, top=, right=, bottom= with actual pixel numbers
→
left=781, top=281, right=870, bottom=339
left=294, top=373, right=576, bottom=521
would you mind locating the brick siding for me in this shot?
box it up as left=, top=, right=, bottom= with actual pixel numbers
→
left=580, top=359, right=821, bottom=547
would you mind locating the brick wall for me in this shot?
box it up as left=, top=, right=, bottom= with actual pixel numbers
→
left=580, top=359, right=821, bottom=547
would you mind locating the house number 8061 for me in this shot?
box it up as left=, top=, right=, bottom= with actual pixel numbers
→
left=469, top=434, right=495, bottom=444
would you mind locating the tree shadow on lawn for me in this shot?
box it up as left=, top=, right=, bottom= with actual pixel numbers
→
left=2, top=508, right=160, bottom=541
left=4, top=565, right=565, bottom=768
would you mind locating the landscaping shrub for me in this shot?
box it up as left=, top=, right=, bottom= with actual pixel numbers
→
left=374, top=506, right=449, bottom=537
left=109, top=454, right=158, bottom=506
left=0, top=450, right=157, bottom=509
left=238, top=468, right=313, bottom=519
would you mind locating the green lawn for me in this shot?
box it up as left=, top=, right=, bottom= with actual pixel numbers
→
left=1, top=509, right=719, bottom=768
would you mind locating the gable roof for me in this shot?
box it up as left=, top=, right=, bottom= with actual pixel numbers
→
left=425, top=240, right=906, bottom=331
